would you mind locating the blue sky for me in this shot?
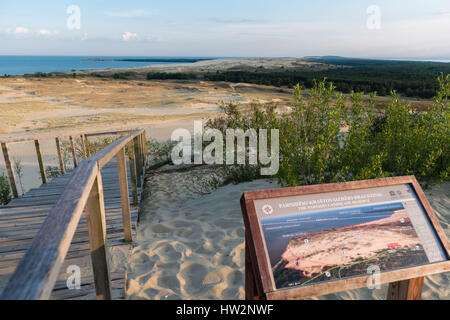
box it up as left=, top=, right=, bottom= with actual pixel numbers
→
left=0, top=0, right=449, bottom=58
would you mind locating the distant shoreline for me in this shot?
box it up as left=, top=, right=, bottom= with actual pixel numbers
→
left=0, top=56, right=217, bottom=76
left=82, top=58, right=214, bottom=63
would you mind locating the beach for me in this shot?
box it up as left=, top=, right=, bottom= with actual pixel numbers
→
left=125, top=166, right=450, bottom=300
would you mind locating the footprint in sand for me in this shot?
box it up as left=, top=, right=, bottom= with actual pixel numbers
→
left=226, top=270, right=243, bottom=287
left=179, top=263, right=208, bottom=295
left=158, top=275, right=180, bottom=292
left=146, top=223, right=171, bottom=234
left=167, top=220, right=193, bottom=228
left=154, top=242, right=182, bottom=261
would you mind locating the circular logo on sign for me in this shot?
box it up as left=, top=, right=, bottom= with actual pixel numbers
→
left=262, top=204, right=274, bottom=215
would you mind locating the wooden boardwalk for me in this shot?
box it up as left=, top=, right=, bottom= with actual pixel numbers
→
left=0, top=159, right=141, bottom=300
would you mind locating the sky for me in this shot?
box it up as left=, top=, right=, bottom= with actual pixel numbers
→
left=0, top=0, right=449, bottom=58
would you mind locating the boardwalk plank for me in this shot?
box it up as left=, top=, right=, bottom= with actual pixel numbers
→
left=0, top=159, right=141, bottom=300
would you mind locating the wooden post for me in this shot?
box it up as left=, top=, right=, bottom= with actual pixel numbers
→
left=80, top=135, right=87, bottom=159
left=85, top=170, right=112, bottom=300
left=142, top=130, right=148, bottom=167
left=245, top=233, right=258, bottom=300
left=135, top=134, right=140, bottom=164
left=84, top=135, right=90, bottom=157
left=141, top=133, right=147, bottom=169
left=1, top=142, right=18, bottom=198
left=138, top=134, right=143, bottom=171
left=140, top=134, right=145, bottom=171
left=137, top=135, right=142, bottom=168
left=134, top=137, right=142, bottom=188
left=127, top=142, right=138, bottom=206
left=34, top=140, right=47, bottom=185
left=387, top=277, right=424, bottom=300
left=55, top=138, right=65, bottom=175
left=117, top=148, right=132, bottom=243
left=141, top=134, right=145, bottom=160
left=69, top=136, right=78, bottom=168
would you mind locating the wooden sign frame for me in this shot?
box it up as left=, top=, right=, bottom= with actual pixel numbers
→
left=240, top=176, right=450, bottom=300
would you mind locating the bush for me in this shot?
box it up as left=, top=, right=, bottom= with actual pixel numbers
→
left=147, top=139, right=178, bottom=169
left=147, top=72, right=197, bottom=80
left=0, top=173, right=12, bottom=205
left=206, top=74, right=450, bottom=186
left=45, top=166, right=62, bottom=180
left=221, top=164, right=262, bottom=185
left=113, top=72, right=136, bottom=80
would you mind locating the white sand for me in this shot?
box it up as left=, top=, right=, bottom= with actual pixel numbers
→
left=125, top=167, right=278, bottom=300
left=74, top=58, right=330, bottom=77
left=125, top=167, right=449, bottom=300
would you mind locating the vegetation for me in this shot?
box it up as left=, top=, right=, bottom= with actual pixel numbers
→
left=13, top=157, right=25, bottom=196
left=204, top=58, right=450, bottom=98
left=186, top=168, right=225, bottom=195
left=0, top=173, right=12, bottom=205
left=206, top=74, right=449, bottom=187
left=24, top=72, right=53, bottom=78
left=147, top=72, right=198, bottom=80
left=45, top=166, right=63, bottom=180
left=146, top=139, right=178, bottom=170
left=15, top=57, right=448, bottom=99
left=113, top=72, right=137, bottom=80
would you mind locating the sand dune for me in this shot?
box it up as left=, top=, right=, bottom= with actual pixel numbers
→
left=125, top=167, right=277, bottom=300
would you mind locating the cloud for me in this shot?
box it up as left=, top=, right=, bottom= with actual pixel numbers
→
left=14, top=27, right=29, bottom=35
left=106, top=9, right=150, bottom=19
left=38, top=29, right=59, bottom=37
left=211, top=18, right=268, bottom=24
left=39, top=29, right=51, bottom=35
left=122, top=32, right=139, bottom=41
left=7, top=26, right=29, bottom=36
left=3, top=27, right=61, bottom=39
left=121, top=31, right=161, bottom=43
left=3, top=27, right=31, bottom=39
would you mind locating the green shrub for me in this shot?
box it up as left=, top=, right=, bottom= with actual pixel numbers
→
left=45, top=166, right=62, bottom=180
left=0, top=173, right=12, bottom=205
left=113, top=72, right=136, bottom=80
left=221, top=164, right=262, bottom=185
left=147, top=139, right=178, bottom=169
left=146, top=72, right=197, bottom=80
left=206, top=74, right=450, bottom=186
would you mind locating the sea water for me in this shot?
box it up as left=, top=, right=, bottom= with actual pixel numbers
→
left=0, top=56, right=210, bottom=76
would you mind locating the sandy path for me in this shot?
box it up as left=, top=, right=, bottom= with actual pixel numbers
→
left=125, top=167, right=277, bottom=300
left=126, top=167, right=449, bottom=300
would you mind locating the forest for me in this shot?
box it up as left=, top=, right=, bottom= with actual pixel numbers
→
left=203, top=57, right=450, bottom=98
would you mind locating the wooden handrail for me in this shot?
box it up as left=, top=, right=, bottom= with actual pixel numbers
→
left=0, top=129, right=138, bottom=145
left=0, top=129, right=147, bottom=300
left=1, top=129, right=141, bottom=199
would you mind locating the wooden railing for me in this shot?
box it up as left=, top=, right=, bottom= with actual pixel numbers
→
left=0, top=129, right=148, bottom=300
left=1, top=129, right=138, bottom=198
